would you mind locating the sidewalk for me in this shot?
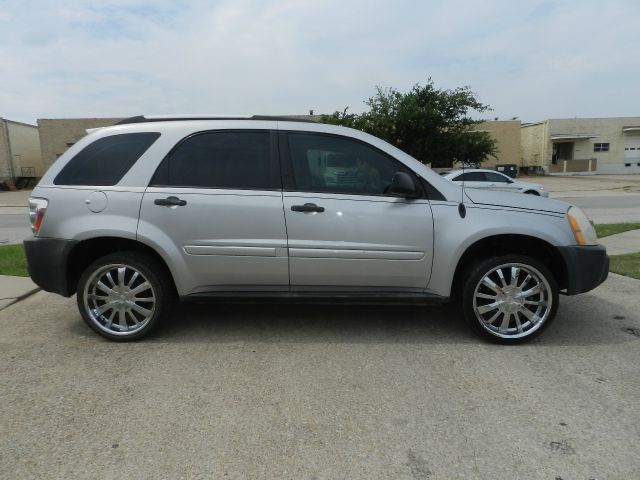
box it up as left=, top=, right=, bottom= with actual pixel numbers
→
left=600, top=229, right=640, bottom=255
left=0, top=275, right=39, bottom=311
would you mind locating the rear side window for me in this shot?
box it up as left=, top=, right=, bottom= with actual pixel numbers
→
left=54, top=133, right=160, bottom=186
left=152, top=130, right=275, bottom=190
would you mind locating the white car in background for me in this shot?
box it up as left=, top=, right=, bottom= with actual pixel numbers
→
left=443, top=169, right=549, bottom=197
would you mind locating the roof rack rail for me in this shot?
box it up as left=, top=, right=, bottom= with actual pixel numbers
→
left=116, top=115, right=317, bottom=125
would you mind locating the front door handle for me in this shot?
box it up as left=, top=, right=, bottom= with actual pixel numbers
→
left=154, top=196, right=187, bottom=207
left=291, top=203, right=325, bottom=213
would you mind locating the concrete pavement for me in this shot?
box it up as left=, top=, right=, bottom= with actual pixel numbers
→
left=0, top=274, right=639, bottom=479
left=0, top=275, right=39, bottom=310
left=599, top=229, right=640, bottom=255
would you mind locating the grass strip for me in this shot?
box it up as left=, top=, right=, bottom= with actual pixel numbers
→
left=595, top=223, right=640, bottom=238
left=609, top=252, right=640, bottom=280
left=0, top=244, right=28, bottom=277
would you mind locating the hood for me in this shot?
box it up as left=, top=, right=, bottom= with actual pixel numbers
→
left=464, top=188, right=568, bottom=214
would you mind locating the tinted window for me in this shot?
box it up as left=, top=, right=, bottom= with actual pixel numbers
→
left=54, top=132, right=160, bottom=186
left=287, top=133, right=419, bottom=196
left=485, top=172, right=509, bottom=183
left=161, top=131, right=273, bottom=189
left=455, top=172, right=486, bottom=182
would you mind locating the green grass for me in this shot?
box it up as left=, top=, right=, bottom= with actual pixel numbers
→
left=595, top=222, right=640, bottom=238
left=0, top=244, right=29, bottom=277
left=609, top=252, right=640, bottom=280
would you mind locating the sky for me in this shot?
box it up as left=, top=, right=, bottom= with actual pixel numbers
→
left=1, top=0, right=638, bottom=125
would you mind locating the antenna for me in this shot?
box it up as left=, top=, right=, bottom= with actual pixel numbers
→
left=458, top=147, right=467, bottom=219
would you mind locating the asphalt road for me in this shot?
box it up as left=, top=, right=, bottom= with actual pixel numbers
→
left=558, top=194, right=640, bottom=224
left=0, top=208, right=29, bottom=245
left=1, top=274, right=639, bottom=479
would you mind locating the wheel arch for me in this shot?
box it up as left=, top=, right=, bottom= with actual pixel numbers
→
left=66, top=236, right=176, bottom=297
left=450, top=234, right=567, bottom=301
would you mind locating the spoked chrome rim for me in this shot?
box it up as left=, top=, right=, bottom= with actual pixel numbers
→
left=83, top=263, right=156, bottom=336
left=473, top=263, right=552, bottom=339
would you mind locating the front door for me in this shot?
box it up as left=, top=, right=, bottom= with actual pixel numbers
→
left=280, top=132, right=434, bottom=290
left=483, top=171, right=519, bottom=193
left=138, top=130, right=289, bottom=295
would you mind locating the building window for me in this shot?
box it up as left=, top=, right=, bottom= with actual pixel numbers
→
left=594, top=143, right=609, bottom=152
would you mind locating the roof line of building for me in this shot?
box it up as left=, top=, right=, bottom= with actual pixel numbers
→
left=0, top=118, right=38, bottom=128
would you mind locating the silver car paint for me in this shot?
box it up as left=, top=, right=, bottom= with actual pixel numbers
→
left=33, top=186, right=142, bottom=242
left=31, top=119, right=577, bottom=299
left=426, top=200, right=573, bottom=297
left=282, top=192, right=433, bottom=289
left=463, top=188, right=567, bottom=214
left=138, top=187, right=289, bottom=295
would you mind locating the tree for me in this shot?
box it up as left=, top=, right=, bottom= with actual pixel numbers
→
left=321, top=80, right=497, bottom=168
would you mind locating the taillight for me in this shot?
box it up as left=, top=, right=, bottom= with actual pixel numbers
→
left=28, top=197, right=48, bottom=235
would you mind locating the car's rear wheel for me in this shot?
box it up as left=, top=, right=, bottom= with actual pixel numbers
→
left=525, top=190, right=540, bottom=195
left=462, top=255, right=558, bottom=344
left=77, top=252, right=173, bottom=341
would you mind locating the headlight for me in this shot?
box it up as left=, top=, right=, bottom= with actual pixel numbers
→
left=567, top=206, right=598, bottom=245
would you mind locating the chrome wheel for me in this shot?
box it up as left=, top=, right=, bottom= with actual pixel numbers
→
left=83, top=263, right=156, bottom=336
left=472, top=263, right=552, bottom=339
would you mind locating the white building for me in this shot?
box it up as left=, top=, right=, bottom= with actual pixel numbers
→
left=521, top=117, right=640, bottom=175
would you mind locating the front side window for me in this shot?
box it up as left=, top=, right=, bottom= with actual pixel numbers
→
left=287, top=133, right=419, bottom=196
left=594, top=143, right=610, bottom=152
left=54, top=132, right=160, bottom=186
left=484, top=172, right=510, bottom=183
left=455, top=172, right=486, bottom=182
left=158, top=131, right=274, bottom=189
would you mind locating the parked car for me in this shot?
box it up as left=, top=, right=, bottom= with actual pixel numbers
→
left=24, top=115, right=608, bottom=344
left=443, top=169, right=549, bottom=197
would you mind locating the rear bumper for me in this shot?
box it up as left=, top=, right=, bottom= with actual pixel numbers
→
left=557, top=244, right=609, bottom=295
left=23, top=237, right=78, bottom=297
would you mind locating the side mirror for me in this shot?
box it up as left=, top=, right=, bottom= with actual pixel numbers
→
left=388, top=171, right=419, bottom=198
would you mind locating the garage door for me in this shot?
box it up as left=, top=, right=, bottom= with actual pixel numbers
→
left=625, top=135, right=640, bottom=161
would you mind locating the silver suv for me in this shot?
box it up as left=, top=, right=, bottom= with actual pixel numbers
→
left=24, top=115, right=609, bottom=343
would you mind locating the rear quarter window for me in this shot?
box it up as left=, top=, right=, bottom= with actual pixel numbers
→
left=54, top=132, right=160, bottom=186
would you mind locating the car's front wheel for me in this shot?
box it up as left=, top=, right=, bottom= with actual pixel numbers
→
left=461, top=255, right=558, bottom=344
left=76, top=252, right=174, bottom=341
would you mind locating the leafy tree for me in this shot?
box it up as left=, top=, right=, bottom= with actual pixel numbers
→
left=321, top=80, right=497, bottom=168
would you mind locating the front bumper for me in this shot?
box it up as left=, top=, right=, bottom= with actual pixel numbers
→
left=557, top=244, right=609, bottom=295
left=23, top=237, right=78, bottom=297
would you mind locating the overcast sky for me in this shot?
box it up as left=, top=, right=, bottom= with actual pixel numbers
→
left=1, top=0, right=638, bottom=125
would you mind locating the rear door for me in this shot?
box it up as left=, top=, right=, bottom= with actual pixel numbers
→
left=280, top=131, right=434, bottom=290
left=137, top=130, right=289, bottom=295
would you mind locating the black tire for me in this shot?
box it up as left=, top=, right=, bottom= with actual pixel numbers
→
left=524, top=190, right=540, bottom=195
left=76, top=251, right=174, bottom=341
left=461, top=254, right=558, bottom=344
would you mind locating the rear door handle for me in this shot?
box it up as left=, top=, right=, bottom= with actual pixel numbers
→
left=154, top=196, right=187, bottom=207
left=291, top=203, right=325, bottom=213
